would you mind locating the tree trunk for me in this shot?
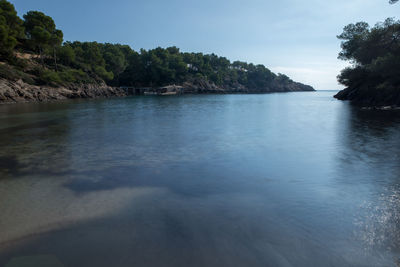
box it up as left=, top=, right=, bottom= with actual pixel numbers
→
left=53, top=47, right=58, bottom=72
left=39, top=46, right=44, bottom=67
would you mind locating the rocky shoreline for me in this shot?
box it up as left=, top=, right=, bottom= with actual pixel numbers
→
left=0, top=79, right=128, bottom=104
left=0, top=78, right=314, bottom=104
left=334, top=86, right=400, bottom=109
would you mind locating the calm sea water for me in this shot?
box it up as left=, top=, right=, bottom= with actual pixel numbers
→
left=0, top=91, right=399, bottom=267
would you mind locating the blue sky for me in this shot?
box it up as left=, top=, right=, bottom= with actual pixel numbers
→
left=10, top=0, right=400, bottom=90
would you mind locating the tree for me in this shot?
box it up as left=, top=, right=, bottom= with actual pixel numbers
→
left=101, top=43, right=128, bottom=83
left=70, top=42, right=114, bottom=81
left=336, top=18, right=400, bottom=105
left=23, top=11, right=63, bottom=66
left=118, top=50, right=143, bottom=86
left=338, top=18, right=400, bottom=65
left=58, top=43, right=76, bottom=66
left=337, top=22, right=370, bottom=63
left=50, top=29, right=63, bottom=70
left=0, top=0, right=24, bottom=57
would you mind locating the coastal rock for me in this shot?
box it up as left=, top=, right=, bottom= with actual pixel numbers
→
left=0, top=77, right=315, bottom=104
left=334, top=86, right=400, bottom=108
left=0, top=79, right=129, bottom=104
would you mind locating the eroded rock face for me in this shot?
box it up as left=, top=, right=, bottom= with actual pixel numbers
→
left=0, top=79, right=128, bottom=104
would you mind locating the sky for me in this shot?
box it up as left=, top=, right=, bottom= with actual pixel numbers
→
left=10, top=0, right=400, bottom=90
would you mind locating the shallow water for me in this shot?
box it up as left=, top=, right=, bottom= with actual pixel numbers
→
left=0, top=91, right=399, bottom=267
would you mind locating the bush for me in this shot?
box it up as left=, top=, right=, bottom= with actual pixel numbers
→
left=94, top=66, right=114, bottom=81
left=39, top=69, right=61, bottom=85
left=0, top=63, right=20, bottom=80
left=7, top=56, right=29, bottom=70
left=0, top=63, right=35, bottom=84
left=58, top=69, right=91, bottom=83
left=58, top=69, right=76, bottom=82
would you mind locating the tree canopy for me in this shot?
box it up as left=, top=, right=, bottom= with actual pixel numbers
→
left=336, top=18, right=400, bottom=105
left=23, top=11, right=63, bottom=61
left=0, top=0, right=310, bottom=92
left=0, top=0, right=24, bottom=56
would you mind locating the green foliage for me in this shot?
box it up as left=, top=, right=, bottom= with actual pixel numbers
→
left=337, top=22, right=370, bottom=63
left=35, top=67, right=92, bottom=85
left=23, top=10, right=63, bottom=61
left=58, top=69, right=91, bottom=83
left=65, top=41, right=118, bottom=81
left=0, top=0, right=301, bottom=91
left=39, top=69, right=61, bottom=85
left=0, top=0, right=24, bottom=57
left=94, top=65, right=114, bottom=81
left=276, top=73, right=291, bottom=83
left=115, top=46, right=285, bottom=89
left=58, top=44, right=76, bottom=65
left=101, top=43, right=129, bottom=78
left=337, top=18, right=400, bottom=92
left=50, top=29, right=63, bottom=48
left=0, top=62, right=34, bottom=84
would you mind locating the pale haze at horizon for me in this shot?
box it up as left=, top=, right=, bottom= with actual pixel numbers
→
left=11, top=0, right=400, bottom=90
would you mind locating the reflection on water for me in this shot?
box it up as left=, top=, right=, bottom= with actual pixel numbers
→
left=342, top=107, right=400, bottom=256
left=355, top=186, right=400, bottom=251
left=0, top=92, right=399, bottom=267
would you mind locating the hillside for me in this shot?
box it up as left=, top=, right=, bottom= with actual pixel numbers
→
left=0, top=0, right=314, bottom=103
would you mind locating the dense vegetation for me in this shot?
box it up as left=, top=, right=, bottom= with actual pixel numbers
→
left=0, top=0, right=310, bottom=92
left=335, top=0, right=400, bottom=106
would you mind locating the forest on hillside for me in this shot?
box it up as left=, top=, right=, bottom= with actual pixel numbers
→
left=0, top=0, right=309, bottom=92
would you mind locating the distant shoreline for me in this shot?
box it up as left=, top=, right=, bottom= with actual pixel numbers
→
left=0, top=78, right=314, bottom=104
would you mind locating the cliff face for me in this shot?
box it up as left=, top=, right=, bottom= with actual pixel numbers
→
left=334, top=86, right=400, bottom=108
left=0, top=79, right=128, bottom=104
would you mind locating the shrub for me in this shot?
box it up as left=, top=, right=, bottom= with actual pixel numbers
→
left=0, top=63, right=35, bottom=84
left=60, top=69, right=92, bottom=83
left=39, top=69, right=61, bottom=85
